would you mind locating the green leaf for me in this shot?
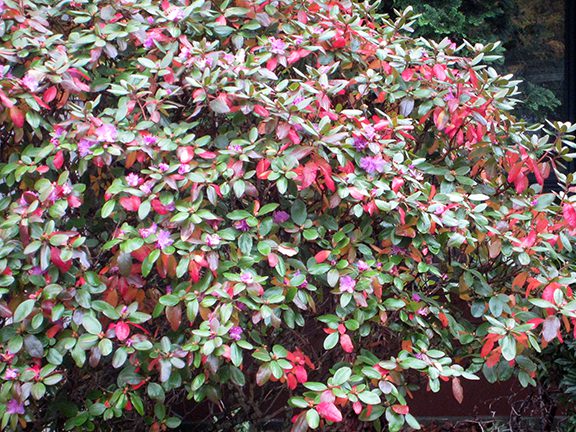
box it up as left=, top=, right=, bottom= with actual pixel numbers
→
left=323, top=332, right=339, bottom=350
left=82, top=314, right=102, bottom=335
left=291, top=200, right=307, bottom=225
left=332, top=367, right=352, bottom=385
left=101, top=200, right=115, bottom=218
left=142, top=249, right=160, bottom=277
left=358, top=390, right=381, bottom=405
left=14, top=299, right=35, bottom=322
left=306, top=409, right=320, bottom=429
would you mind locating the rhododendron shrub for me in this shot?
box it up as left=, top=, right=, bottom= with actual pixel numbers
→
left=1, top=0, right=576, bottom=430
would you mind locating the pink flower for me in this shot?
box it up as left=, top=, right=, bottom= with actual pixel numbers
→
left=353, top=136, right=368, bottom=150
left=158, top=163, right=169, bottom=172
left=6, top=399, right=24, bottom=415
left=273, top=211, right=290, bottom=224
left=229, top=326, right=243, bottom=341
left=167, top=6, right=184, bottom=21
left=125, top=173, right=141, bottom=187
left=234, top=219, right=250, bottom=232
left=156, top=229, right=173, bottom=250
left=78, top=139, right=95, bottom=157
left=22, top=73, right=40, bottom=92
left=269, top=37, right=287, bottom=55
left=240, top=272, right=254, bottom=284
left=95, top=123, right=117, bottom=142
left=360, top=156, right=386, bottom=174
left=178, top=164, right=191, bottom=174
left=143, top=135, right=158, bottom=145
left=139, top=223, right=157, bottom=239
left=205, top=234, right=221, bottom=247
left=357, top=260, right=369, bottom=271
left=339, top=275, right=356, bottom=293
left=143, top=37, right=155, bottom=49
left=4, top=368, right=18, bottom=380
left=139, top=181, right=154, bottom=194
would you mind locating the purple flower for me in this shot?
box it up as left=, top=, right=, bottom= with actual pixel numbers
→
left=147, top=16, right=155, bottom=24
left=126, top=173, right=140, bottom=187
left=234, top=219, right=250, bottom=232
left=78, top=138, right=95, bottom=157
left=22, top=73, right=40, bottom=92
left=143, top=37, right=154, bottom=49
left=294, top=35, right=304, bottom=45
left=417, top=307, right=429, bottom=316
left=360, top=156, right=386, bottom=174
left=363, top=124, right=376, bottom=140
left=95, top=123, right=118, bottom=142
left=205, top=234, right=221, bottom=247
left=339, top=275, right=356, bottom=293
left=139, top=181, right=154, bottom=194
left=29, top=266, right=43, bottom=275
left=273, top=211, right=290, bottom=224
left=229, top=326, right=243, bottom=341
left=4, top=368, right=18, bottom=380
left=167, top=6, right=185, bottom=21
left=353, top=136, right=368, bottom=150
left=357, top=260, right=369, bottom=271
left=156, top=229, right=173, bottom=250
left=240, top=272, right=254, bottom=284
left=158, top=163, right=169, bottom=172
left=412, top=293, right=421, bottom=302
left=143, top=135, right=158, bottom=145
left=139, top=223, right=157, bottom=239
left=269, top=37, right=287, bottom=55
left=178, top=164, right=191, bottom=174
left=6, top=399, right=24, bottom=415
left=228, top=144, right=242, bottom=152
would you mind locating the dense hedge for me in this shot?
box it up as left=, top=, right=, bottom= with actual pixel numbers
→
left=1, top=0, right=576, bottom=431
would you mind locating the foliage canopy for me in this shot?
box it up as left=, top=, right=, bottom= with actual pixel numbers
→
left=1, top=0, right=576, bottom=430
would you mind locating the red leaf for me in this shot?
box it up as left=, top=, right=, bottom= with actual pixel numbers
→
left=176, top=146, right=194, bottom=163
left=340, top=333, right=354, bottom=353
left=43, top=86, right=58, bottom=103
left=432, top=64, right=446, bottom=81
left=519, top=230, right=537, bottom=248
left=294, top=365, right=307, bottom=384
left=120, top=196, right=141, bottom=212
left=402, top=68, right=415, bottom=81
left=452, top=377, right=464, bottom=404
left=50, top=247, right=72, bottom=273
left=287, top=374, right=298, bottom=390
left=316, top=402, right=342, bottom=422
left=301, top=163, right=318, bottom=190
left=314, top=250, right=330, bottom=263
left=116, top=321, right=130, bottom=341
left=256, top=364, right=271, bottom=386
left=53, top=150, right=64, bottom=170
left=166, top=305, right=182, bottom=331
left=316, top=158, right=335, bottom=192
left=563, top=203, right=576, bottom=229
left=10, top=106, right=24, bottom=128
left=253, top=104, right=270, bottom=117
left=392, top=404, right=410, bottom=415
left=392, top=177, right=404, bottom=193
left=267, top=253, right=279, bottom=267
left=256, top=159, right=271, bottom=179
